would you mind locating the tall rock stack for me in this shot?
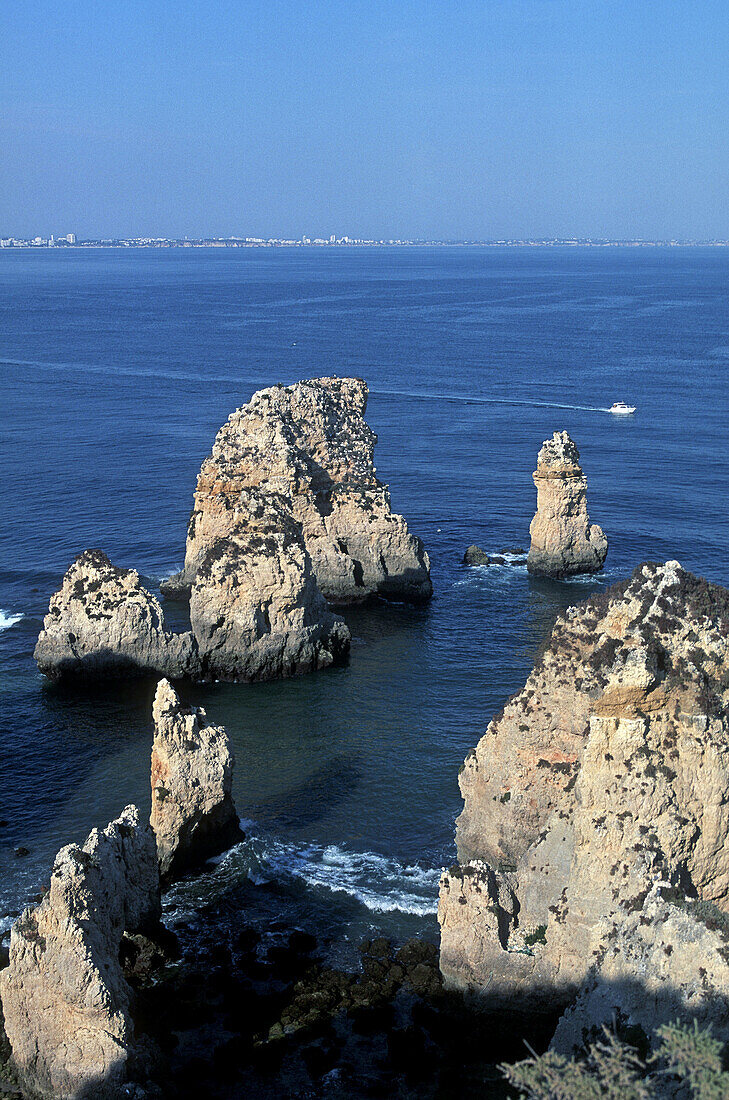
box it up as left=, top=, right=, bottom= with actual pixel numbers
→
left=527, top=431, right=607, bottom=578
left=161, top=377, right=432, bottom=605
left=439, top=561, right=729, bottom=1049
left=0, top=806, right=161, bottom=1100
left=150, top=678, right=242, bottom=882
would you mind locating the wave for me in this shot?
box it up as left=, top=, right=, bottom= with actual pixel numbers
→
left=256, top=835, right=440, bottom=916
left=0, top=610, right=23, bottom=631
left=163, top=824, right=440, bottom=922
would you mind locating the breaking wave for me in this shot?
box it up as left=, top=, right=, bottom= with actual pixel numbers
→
left=164, top=824, right=440, bottom=922
left=0, top=610, right=23, bottom=631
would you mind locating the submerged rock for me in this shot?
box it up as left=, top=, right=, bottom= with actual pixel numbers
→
left=527, top=431, right=607, bottom=578
left=151, top=678, right=242, bottom=881
left=162, top=377, right=432, bottom=605
left=0, top=806, right=161, bottom=1099
left=188, top=491, right=350, bottom=681
left=463, top=545, right=490, bottom=566
left=439, top=561, right=729, bottom=1047
left=34, top=549, right=199, bottom=682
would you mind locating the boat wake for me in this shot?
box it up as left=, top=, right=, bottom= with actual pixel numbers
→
left=371, top=386, right=612, bottom=415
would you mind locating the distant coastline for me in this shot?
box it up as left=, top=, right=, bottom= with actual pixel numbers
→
left=4, top=235, right=729, bottom=250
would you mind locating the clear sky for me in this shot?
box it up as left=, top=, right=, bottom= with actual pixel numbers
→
left=3, top=1, right=729, bottom=240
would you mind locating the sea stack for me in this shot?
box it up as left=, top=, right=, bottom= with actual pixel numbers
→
left=151, top=678, right=242, bottom=881
left=34, top=548, right=200, bottom=681
left=527, top=431, right=607, bottom=578
left=0, top=806, right=161, bottom=1100
left=188, top=490, right=350, bottom=681
left=161, top=377, right=432, bottom=605
left=439, top=561, right=729, bottom=1048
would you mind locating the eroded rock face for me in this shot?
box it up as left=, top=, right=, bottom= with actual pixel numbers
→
left=551, top=884, right=729, bottom=1054
left=0, top=806, right=160, bottom=1099
left=439, top=561, right=729, bottom=1044
left=151, top=679, right=242, bottom=881
left=34, top=549, right=199, bottom=682
left=527, top=431, right=607, bottom=578
left=162, top=377, right=431, bottom=605
left=188, top=491, right=351, bottom=681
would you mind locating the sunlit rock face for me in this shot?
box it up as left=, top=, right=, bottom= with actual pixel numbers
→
left=0, top=806, right=160, bottom=1100
left=34, top=548, right=199, bottom=681
left=527, top=430, right=607, bottom=578
left=187, top=490, right=351, bottom=681
left=162, top=377, right=432, bottom=605
left=150, top=678, right=242, bottom=881
left=439, top=561, right=729, bottom=1046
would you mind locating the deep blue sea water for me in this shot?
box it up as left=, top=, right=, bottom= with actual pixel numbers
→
left=1, top=246, right=727, bottom=959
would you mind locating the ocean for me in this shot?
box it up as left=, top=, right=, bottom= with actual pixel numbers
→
left=1, top=245, right=727, bottom=960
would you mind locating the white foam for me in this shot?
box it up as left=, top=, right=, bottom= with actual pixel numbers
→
left=163, top=825, right=440, bottom=920
left=0, top=610, right=23, bottom=631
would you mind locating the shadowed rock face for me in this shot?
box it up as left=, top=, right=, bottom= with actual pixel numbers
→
left=439, top=561, right=729, bottom=1047
left=0, top=806, right=160, bottom=1100
left=527, top=431, right=607, bottom=578
left=188, top=490, right=350, bottom=681
left=162, top=377, right=432, bottom=605
left=151, top=678, right=242, bottom=881
left=33, top=549, right=200, bottom=682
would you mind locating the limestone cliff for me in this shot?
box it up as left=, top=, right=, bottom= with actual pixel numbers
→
left=0, top=806, right=160, bottom=1099
left=34, top=549, right=199, bottom=681
left=161, top=377, right=432, bottom=605
left=439, top=561, right=729, bottom=1046
left=151, top=679, right=242, bottom=881
left=527, top=431, right=607, bottom=578
left=188, top=491, right=351, bottom=681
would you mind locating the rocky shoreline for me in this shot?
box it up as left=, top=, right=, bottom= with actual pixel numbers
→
left=8, top=378, right=729, bottom=1096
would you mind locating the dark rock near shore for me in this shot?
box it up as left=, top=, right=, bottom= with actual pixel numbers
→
left=123, top=919, right=543, bottom=1099
left=463, top=545, right=490, bottom=566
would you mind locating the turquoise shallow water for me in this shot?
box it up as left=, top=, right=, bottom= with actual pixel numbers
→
left=0, top=246, right=727, bottom=957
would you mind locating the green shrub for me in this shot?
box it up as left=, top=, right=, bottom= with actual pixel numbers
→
left=502, top=1020, right=729, bottom=1099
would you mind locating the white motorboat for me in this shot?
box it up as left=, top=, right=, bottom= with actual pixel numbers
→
left=609, top=401, right=636, bottom=416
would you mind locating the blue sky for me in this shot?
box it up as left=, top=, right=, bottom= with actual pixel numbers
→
left=3, top=1, right=729, bottom=239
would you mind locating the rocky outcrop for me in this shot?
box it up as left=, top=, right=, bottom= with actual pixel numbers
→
left=188, top=491, right=350, bottom=681
left=463, top=546, right=490, bottom=566
left=439, top=561, right=729, bottom=1047
left=151, top=679, right=242, bottom=881
left=0, top=806, right=161, bottom=1099
left=161, top=377, right=431, bottom=605
left=551, top=883, right=729, bottom=1054
left=527, top=431, right=607, bottom=578
left=34, top=549, right=199, bottom=682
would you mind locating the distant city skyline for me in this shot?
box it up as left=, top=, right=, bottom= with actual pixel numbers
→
left=4, top=2, right=729, bottom=240
left=5, top=232, right=729, bottom=251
